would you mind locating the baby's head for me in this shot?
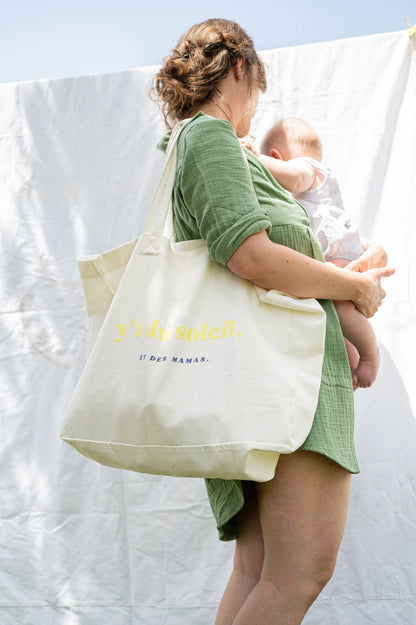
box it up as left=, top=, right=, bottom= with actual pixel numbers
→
left=261, top=118, right=322, bottom=161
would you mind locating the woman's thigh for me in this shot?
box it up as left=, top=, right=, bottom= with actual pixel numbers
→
left=257, top=449, right=351, bottom=585
left=233, top=481, right=265, bottom=580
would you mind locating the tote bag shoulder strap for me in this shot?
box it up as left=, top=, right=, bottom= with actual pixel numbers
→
left=143, top=118, right=192, bottom=237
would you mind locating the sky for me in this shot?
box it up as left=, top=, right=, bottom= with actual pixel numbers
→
left=1, top=0, right=415, bottom=84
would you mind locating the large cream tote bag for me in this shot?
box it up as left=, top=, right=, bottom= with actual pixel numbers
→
left=61, top=120, right=327, bottom=482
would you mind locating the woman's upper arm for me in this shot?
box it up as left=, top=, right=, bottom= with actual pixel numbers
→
left=226, top=230, right=274, bottom=281
left=179, top=118, right=272, bottom=265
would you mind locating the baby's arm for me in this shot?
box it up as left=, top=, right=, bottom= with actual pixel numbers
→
left=258, top=155, right=316, bottom=194
left=241, top=140, right=316, bottom=194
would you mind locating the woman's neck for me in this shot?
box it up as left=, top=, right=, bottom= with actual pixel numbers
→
left=207, top=100, right=232, bottom=122
left=193, top=95, right=235, bottom=129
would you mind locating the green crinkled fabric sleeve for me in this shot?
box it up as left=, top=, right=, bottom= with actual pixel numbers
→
left=173, top=114, right=272, bottom=265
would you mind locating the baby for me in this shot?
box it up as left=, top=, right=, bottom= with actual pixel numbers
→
left=253, top=117, right=379, bottom=389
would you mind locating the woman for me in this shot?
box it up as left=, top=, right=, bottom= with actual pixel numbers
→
left=153, top=18, right=393, bottom=625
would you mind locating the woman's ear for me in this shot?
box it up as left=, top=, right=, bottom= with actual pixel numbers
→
left=233, top=57, right=244, bottom=80
left=270, top=148, right=284, bottom=160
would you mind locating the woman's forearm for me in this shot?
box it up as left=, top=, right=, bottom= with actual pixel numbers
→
left=227, top=231, right=360, bottom=299
left=226, top=231, right=394, bottom=317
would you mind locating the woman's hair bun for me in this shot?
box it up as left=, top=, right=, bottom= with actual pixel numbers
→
left=152, top=19, right=266, bottom=128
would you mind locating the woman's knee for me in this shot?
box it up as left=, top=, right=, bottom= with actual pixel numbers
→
left=260, top=558, right=336, bottom=611
left=261, top=543, right=339, bottom=607
left=300, top=551, right=339, bottom=605
left=306, top=554, right=338, bottom=601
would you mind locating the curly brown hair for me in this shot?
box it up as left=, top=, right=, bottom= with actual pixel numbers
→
left=152, top=18, right=267, bottom=128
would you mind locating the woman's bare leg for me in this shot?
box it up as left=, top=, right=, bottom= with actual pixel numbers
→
left=231, top=450, right=351, bottom=625
left=215, top=482, right=264, bottom=625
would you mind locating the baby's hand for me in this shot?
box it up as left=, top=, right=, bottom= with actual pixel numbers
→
left=240, top=139, right=260, bottom=158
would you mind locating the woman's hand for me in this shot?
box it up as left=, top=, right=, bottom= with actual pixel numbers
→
left=345, top=242, right=388, bottom=272
left=351, top=266, right=395, bottom=318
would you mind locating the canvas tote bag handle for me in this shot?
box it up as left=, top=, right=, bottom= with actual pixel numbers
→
left=142, top=119, right=191, bottom=239
left=78, top=119, right=190, bottom=310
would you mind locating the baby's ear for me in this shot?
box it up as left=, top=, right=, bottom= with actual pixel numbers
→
left=270, top=148, right=283, bottom=160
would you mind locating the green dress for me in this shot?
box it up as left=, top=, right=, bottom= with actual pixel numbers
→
left=158, top=113, right=358, bottom=541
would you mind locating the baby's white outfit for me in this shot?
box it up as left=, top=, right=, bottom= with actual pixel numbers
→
left=293, top=157, right=363, bottom=262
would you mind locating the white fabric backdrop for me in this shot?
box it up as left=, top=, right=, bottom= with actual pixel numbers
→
left=1, top=29, right=415, bottom=624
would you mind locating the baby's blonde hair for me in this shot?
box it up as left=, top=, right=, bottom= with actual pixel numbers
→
left=261, top=117, right=322, bottom=161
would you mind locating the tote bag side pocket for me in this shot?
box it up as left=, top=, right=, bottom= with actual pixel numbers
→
left=77, top=238, right=138, bottom=353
